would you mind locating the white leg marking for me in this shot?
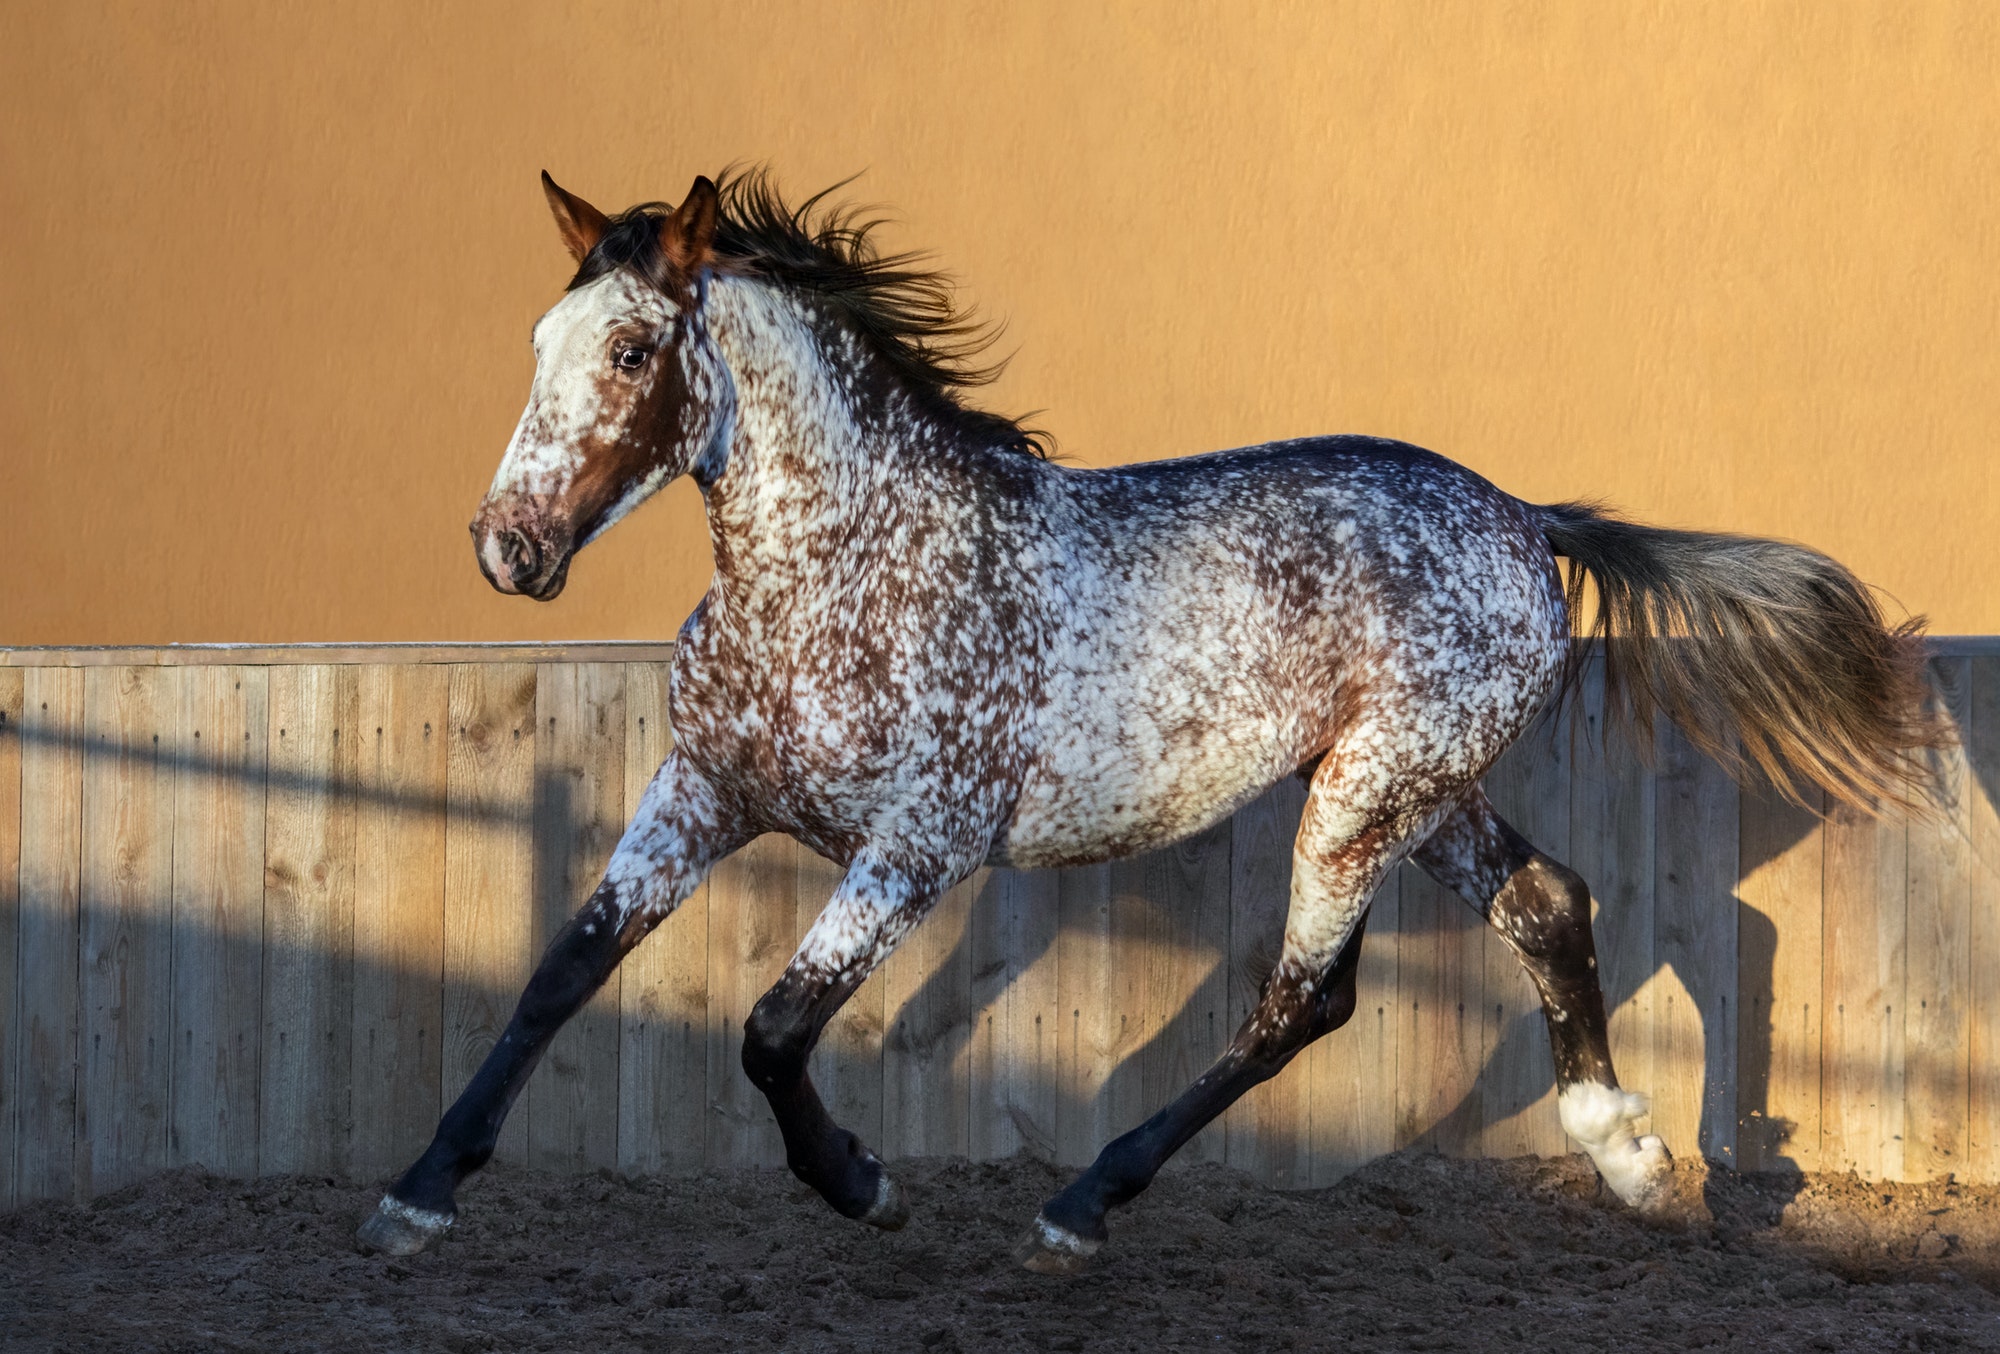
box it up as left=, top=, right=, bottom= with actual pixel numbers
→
left=1558, top=1082, right=1674, bottom=1213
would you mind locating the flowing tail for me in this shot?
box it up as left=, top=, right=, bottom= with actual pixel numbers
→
left=1537, top=501, right=1949, bottom=812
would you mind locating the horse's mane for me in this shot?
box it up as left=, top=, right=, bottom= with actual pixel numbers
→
left=570, top=167, right=1048, bottom=458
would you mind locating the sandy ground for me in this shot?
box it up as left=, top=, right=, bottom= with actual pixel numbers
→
left=5, top=1152, right=2000, bottom=1353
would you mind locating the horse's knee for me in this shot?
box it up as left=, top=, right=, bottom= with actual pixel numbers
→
left=742, top=995, right=812, bottom=1091
left=1490, top=855, right=1594, bottom=968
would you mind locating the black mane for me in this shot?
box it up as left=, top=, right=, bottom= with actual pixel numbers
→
left=570, top=168, right=1047, bottom=458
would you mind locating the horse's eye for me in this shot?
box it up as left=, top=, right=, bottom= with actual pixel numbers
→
left=615, top=346, right=650, bottom=371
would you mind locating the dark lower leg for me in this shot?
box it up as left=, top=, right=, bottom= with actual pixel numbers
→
left=1037, top=917, right=1367, bottom=1244
left=742, top=967, right=896, bottom=1220
left=388, top=885, right=647, bottom=1215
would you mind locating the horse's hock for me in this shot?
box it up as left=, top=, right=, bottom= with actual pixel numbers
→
left=1, top=640, right=1996, bottom=1209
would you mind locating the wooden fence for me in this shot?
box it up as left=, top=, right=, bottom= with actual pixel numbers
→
left=1, top=641, right=1997, bottom=1209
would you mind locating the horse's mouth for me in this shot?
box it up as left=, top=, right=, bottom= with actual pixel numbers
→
left=519, top=553, right=572, bottom=601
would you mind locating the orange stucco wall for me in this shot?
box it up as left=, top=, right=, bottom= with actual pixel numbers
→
left=3, top=2, right=1995, bottom=642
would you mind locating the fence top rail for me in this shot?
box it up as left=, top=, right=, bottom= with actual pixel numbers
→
left=2, top=636, right=1997, bottom=667
left=0, top=641, right=680, bottom=667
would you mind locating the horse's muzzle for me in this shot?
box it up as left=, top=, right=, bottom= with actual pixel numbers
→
left=471, top=502, right=572, bottom=601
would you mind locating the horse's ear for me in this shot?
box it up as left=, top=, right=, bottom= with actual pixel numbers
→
left=661, top=176, right=719, bottom=274
left=541, top=171, right=608, bottom=263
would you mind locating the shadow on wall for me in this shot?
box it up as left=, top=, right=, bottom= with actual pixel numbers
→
left=1, top=657, right=1994, bottom=1209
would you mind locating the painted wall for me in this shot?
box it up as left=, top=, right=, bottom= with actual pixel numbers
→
left=3, top=2, right=1995, bottom=643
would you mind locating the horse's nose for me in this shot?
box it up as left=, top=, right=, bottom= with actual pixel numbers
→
left=500, top=528, right=541, bottom=589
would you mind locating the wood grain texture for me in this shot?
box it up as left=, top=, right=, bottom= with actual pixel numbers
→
left=1968, top=658, right=2000, bottom=1179
left=76, top=666, right=177, bottom=1196
left=0, top=668, right=23, bottom=1208
left=1654, top=722, right=1740, bottom=1168
left=349, top=665, right=448, bottom=1182
left=968, top=866, right=1059, bottom=1163
left=1396, top=863, right=1485, bottom=1156
left=14, top=669, right=85, bottom=1202
left=1904, top=656, right=1972, bottom=1180
left=1734, top=781, right=1824, bottom=1175
left=169, top=666, right=268, bottom=1178
left=880, top=870, right=980, bottom=1159
left=1821, top=796, right=1908, bottom=1181
left=528, top=662, right=626, bottom=1172
left=616, top=663, right=709, bottom=1175
left=442, top=664, right=537, bottom=1166
left=1054, top=862, right=1131, bottom=1169
left=259, top=665, right=359, bottom=1177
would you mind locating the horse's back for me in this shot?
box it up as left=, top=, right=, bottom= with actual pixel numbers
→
left=992, top=437, right=1568, bottom=869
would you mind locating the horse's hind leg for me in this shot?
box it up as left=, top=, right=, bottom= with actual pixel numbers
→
left=1413, top=787, right=1674, bottom=1213
left=1016, top=750, right=1441, bottom=1274
left=355, top=753, right=749, bottom=1255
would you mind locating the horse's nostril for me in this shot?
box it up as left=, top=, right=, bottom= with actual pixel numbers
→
left=501, top=528, right=540, bottom=583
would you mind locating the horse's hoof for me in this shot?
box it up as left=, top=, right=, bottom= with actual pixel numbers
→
left=1013, top=1215, right=1102, bottom=1275
left=860, top=1171, right=909, bottom=1231
left=355, top=1195, right=454, bottom=1256
left=1613, top=1134, right=1677, bottom=1218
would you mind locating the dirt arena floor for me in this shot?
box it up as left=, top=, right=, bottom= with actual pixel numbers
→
left=5, top=1151, right=2000, bottom=1353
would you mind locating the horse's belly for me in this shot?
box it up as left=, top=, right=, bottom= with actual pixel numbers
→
left=992, top=710, right=1298, bottom=869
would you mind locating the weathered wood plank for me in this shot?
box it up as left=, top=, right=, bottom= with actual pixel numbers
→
left=1395, top=863, right=1485, bottom=1155
left=1568, top=656, right=1658, bottom=1148
left=1654, top=722, right=1740, bottom=1168
left=1138, top=821, right=1232, bottom=1168
left=349, top=665, right=449, bottom=1182
left=1481, top=708, right=1570, bottom=1159
left=1225, top=781, right=1305, bottom=1185
left=0, top=668, right=23, bottom=1209
left=881, top=870, right=980, bottom=1160
left=1820, top=796, right=1908, bottom=1180
left=169, top=666, right=268, bottom=1178
left=76, top=666, right=178, bottom=1196
left=1968, top=658, right=2000, bottom=1180
left=1734, top=779, right=1824, bottom=1174
left=1055, top=862, right=1138, bottom=1169
left=968, top=866, right=1060, bottom=1163
left=703, top=834, right=795, bottom=1170
left=616, top=663, right=709, bottom=1176
left=14, top=669, right=85, bottom=1202
left=1904, top=656, right=1972, bottom=1180
left=0, top=643, right=677, bottom=668
left=442, top=664, right=537, bottom=1166
left=259, top=665, right=359, bottom=1177
left=528, top=662, right=626, bottom=1173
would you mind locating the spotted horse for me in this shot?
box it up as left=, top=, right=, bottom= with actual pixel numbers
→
left=357, top=170, right=1943, bottom=1271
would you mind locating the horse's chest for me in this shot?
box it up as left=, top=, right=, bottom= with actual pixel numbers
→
left=671, top=621, right=1030, bottom=851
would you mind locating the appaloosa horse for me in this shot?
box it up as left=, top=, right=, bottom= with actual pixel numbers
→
left=357, top=170, right=1941, bottom=1271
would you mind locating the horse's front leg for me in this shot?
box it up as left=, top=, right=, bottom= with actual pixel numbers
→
left=356, top=752, right=750, bottom=1256
left=744, top=854, right=943, bottom=1228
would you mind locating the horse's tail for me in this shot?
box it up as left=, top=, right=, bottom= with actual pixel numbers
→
left=1535, top=500, right=1948, bottom=813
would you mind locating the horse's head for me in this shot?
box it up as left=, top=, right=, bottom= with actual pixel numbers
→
left=472, top=173, right=726, bottom=600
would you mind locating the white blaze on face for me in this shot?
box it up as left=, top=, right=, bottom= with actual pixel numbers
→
left=486, top=270, right=676, bottom=508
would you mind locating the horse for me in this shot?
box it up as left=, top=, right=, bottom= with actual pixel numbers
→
left=356, top=169, right=1942, bottom=1272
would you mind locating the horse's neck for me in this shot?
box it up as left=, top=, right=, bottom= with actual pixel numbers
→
left=698, top=277, right=926, bottom=627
